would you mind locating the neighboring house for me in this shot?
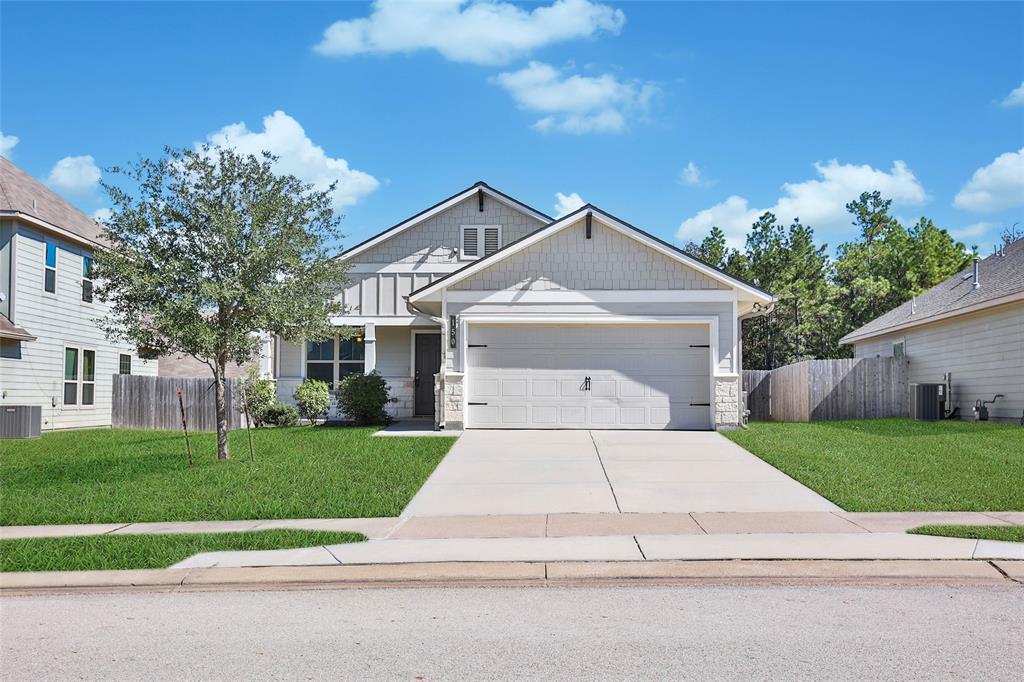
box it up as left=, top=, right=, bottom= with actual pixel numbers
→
left=0, top=158, right=157, bottom=430
left=840, top=239, right=1024, bottom=423
left=273, top=182, right=773, bottom=431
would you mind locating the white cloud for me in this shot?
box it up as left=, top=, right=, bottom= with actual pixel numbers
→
left=0, top=132, right=18, bottom=159
left=953, top=148, right=1024, bottom=212
left=681, top=161, right=715, bottom=187
left=950, top=221, right=993, bottom=241
left=553, top=191, right=585, bottom=217
left=313, top=0, right=625, bottom=65
left=203, top=110, right=379, bottom=210
left=677, top=160, right=928, bottom=246
left=493, top=61, right=657, bottom=134
left=91, top=208, right=113, bottom=223
left=1000, top=82, right=1024, bottom=108
left=46, top=155, right=102, bottom=194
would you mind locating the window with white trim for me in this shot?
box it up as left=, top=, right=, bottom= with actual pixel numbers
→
left=63, top=347, right=96, bottom=406
left=460, top=225, right=501, bottom=260
left=892, top=341, right=905, bottom=358
left=119, top=354, right=132, bottom=375
left=44, top=242, right=57, bottom=294
left=82, top=255, right=94, bottom=302
left=305, top=334, right=365, bottom=387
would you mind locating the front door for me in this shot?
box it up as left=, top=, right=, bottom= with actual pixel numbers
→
left=414, top=333, right=442, bottom=417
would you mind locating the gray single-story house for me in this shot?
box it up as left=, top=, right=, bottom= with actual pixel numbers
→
left=270, top=182, right=775, bottom=431
left=840, top=238, right=1024, bottom=423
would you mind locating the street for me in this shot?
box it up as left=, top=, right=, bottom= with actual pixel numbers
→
left=2, top=584, right=1022, bottom=680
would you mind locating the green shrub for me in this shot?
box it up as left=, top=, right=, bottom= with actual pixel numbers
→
left=262, top=402, right=299, bottom=427
left=337, top=371, right=394, bottom=426
left=239, top=366, right=277, bottom=427
left=294, top=379, right=331, bottom=426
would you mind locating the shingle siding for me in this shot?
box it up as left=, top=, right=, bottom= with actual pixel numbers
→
left=852, top=302, right=1024, bottom=422
left=451, top=217, right=728, bottom=292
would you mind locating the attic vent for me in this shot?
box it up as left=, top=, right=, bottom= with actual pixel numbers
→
left=460, top=225, right=502, bottom=260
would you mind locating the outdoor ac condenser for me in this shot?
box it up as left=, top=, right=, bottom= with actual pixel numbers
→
left=0, top=405, right=42, bottom=439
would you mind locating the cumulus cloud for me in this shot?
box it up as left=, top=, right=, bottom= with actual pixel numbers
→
left=0, top=132, right=18, bottom=159
left=677, top=160, right=928, bottom=246
left=553, top=191, right=585, bottom=217
left=202, top=110, right=379, bottom=210
left=680, top=161, right=714, bottom=187
left=953, top=148, right=1024, bottom=212
left=1000, top=82, right=1024, bottom=108
left=46, top=155, right=102, bottom=194
left=91, top=208, right=113, bottom=223
left=493, top=61, right=657, bottom=134
left=313, top=0, right=624, bottom=65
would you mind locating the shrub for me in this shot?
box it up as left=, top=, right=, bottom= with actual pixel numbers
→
left=294, top=379, right=331, bottom=426
left=337, top=371, right=394, bottom=426
left=239, top=366, right=276, bottom=427
left=262, top=402, right=299, bottom=427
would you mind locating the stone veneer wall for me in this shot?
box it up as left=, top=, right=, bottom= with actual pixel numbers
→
left=384, top=377, right=415, bottom=419
left=441, top=373, right=464, bottom=430
left=714, top=375, right=740, bottom=430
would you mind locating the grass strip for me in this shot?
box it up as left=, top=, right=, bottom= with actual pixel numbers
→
left=908, top=525, right=1024, bottom=543
left=0, top=529, right=365, bottom=572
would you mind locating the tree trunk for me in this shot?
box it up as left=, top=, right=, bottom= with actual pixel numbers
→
left=214, top=360, right=230, bottom=460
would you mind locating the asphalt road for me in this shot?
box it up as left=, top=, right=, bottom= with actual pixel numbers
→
left=2, top=584, right=1022, bottom=680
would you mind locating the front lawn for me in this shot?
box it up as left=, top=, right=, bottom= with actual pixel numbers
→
left=724, top=418, right=1023, bottom=512
left=0, top=529, right=365, bottom=572
left=909, top=525, right=1024, bottom=543
left=0, top=426, right=455, bottom=525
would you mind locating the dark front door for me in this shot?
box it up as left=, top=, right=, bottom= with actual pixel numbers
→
left=414, top=333, right=442, bottom=417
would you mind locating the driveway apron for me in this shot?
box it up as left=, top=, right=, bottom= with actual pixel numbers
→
left=401, top=430, right=839, bottom=516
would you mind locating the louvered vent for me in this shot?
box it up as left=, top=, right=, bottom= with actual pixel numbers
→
left=462, top=227, right=479, bottom=258
left=484, top=227, right=500, bottom=255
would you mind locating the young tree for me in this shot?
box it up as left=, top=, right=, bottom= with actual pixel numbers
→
left=94, top=146, right=348, bottom=460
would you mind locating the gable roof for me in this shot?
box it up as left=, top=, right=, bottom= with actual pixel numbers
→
left=408, top=203, right=774, bottom=303
left=340, top=181, right=552, bottom=261
left=0, top=157, right=106, bottom=247
left=840, top=238, right=1024, bottom=344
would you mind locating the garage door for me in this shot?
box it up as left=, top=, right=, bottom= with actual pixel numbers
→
left=465, top=324, right=712, bottom=430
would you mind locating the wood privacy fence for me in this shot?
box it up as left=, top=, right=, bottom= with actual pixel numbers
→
left=741, top=357, right=909, bottom=422
left=112, top=375, right=245, bottom=432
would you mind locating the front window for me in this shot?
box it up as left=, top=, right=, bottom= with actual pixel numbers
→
left=339, top=336, right=365, bottom=378
left=305, top=333, right=365, bottom=386
left=63, top=347, right=78, bottom=405
left=82, top=350, right=95, bottom=405
left=82, top=255, right=94, bottom=302
left=44, top=242, right=57, bottom=294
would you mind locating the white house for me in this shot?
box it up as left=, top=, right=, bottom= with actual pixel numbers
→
left=841, top=238, right=1024, bottom=423
left=273, top=182, right=774, bottom=431
left=0, top=158, right=157, bottom=431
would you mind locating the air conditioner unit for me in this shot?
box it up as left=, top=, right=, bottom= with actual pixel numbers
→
left=0, top=405, right=42, bottom=438
left=912, top=384, right=942, bottom=421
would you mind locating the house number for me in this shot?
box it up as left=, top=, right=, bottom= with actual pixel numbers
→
left=449, top=315, right=457, bottom=349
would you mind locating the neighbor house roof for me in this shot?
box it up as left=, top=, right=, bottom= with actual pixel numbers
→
left=0, top=315, right=37, bottom=342
left=340, top=181, right=553, bottom=261
left=407, top=203, right=775, bottom=304
left=0, top=157, right=106, bottom=247
left=840, top=238, right=1024, bottom=345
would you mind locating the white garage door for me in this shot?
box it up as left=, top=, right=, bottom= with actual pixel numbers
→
left=466, top=324, right=712, bottom=430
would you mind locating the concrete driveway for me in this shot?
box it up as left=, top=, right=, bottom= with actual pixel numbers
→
left=401, top=430, right=839, bottom=516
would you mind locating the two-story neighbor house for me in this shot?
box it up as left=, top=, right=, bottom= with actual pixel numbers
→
left=0, top=158, right=156, bottom=430
left=274, top=182, right=773, bottom=431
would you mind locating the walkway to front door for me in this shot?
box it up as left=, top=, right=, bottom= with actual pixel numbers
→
left=401, top=430, right=839, bottom=516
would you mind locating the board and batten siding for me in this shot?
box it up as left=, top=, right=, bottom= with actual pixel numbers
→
left=852, top=302, right=1024, bottom=423
left=0, top=224, right=157, bottom=430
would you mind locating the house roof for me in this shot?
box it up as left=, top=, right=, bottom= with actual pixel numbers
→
left=340, top=181, right=553, bottom=261
left=407, top=203, right=775, bottom=303
left=840, top=238, right=1024, bottom=344
left=0, top=314, right=36, bottom=342
left=0, top=157, right=106, bottom=247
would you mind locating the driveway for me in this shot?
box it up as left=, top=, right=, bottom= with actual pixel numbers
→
left=401, top=430, right=839, bottom=516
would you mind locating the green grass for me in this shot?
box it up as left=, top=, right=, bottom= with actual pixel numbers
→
left=908, top=525, right=1024, bottom=543
left=724, top=418, right=1023, bottom=512
left=0, top=426, right=455, bottom=525
left=0, top=529, right=365, bottom=572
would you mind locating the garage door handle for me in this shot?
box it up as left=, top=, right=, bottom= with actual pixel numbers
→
left=690, top=402, right=711, bottom=406
left=689, top=344, right=710, bottom=348
left=468, top=402, right=488, bottom=406
left=468, top=344, right=488, bottom=348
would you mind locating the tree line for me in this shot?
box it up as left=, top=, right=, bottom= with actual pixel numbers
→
left=682, top=191, right=983, bottom=370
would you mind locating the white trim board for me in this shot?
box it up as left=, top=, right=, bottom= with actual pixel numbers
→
left=410, top=207, right=773, bottom=304
left=444, top=289, right=738, bottom=304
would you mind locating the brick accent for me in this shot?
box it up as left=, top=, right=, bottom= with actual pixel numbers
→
left=714, top=375, right=741, bottom=430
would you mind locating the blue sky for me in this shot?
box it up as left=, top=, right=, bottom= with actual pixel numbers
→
left=2, top=1, right=1022, bottom=254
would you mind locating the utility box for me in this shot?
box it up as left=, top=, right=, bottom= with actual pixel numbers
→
left=0, top=405, right=42, bottom=438
left=912, top=384, right=942, bottom=421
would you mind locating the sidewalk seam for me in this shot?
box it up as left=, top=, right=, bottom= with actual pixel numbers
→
left=633, top=535, right=647, bottom=560
left=987, top=560, right=1022, bottom=584
left=104, top=523, right=133, bottom=535
left=833, top=513, right=873, bottom=533
left=589, top=431, right=621, bottom=513
left=689, top=513, right=709, bottom=535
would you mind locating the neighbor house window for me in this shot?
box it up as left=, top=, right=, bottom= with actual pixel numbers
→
left=892, top=341, right=905, bottom=358
left=63, top=347, right=96, bottom=406
left=82, top=255, right=94, bottom=302
left=305, top=334, right=365, bottom=385
left=44, top=242, right=57, bottom=294
left=119, top=354, right=132, bottom=375
left=460, top=225, right=501, bottom=260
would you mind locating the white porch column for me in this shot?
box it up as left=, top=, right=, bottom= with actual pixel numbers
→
left=363, top=322, right=376, bottom=374
left=299, top=338, right=307, bottom=378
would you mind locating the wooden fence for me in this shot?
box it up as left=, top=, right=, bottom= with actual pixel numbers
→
left=742, top=357, right=909, bottom=422
left=112, top=375, right=245, bottom=432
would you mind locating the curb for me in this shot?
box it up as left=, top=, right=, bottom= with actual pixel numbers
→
left=2, top=560, right=1021, bottom=595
